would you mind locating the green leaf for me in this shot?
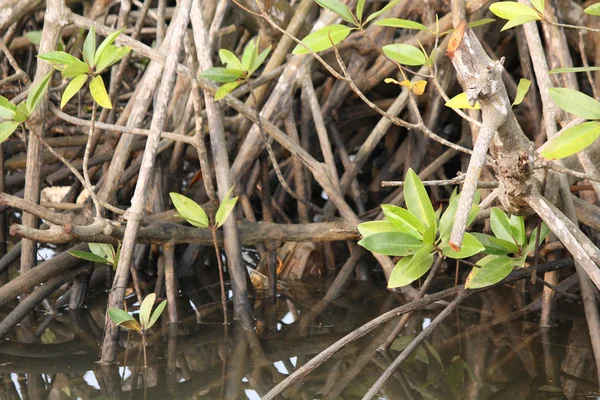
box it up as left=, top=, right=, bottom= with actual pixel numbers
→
left=387, top=245, right=435, bottom=288
left=139, top=293, right=155, bottom=330
left=539, top=121, right=600, bottom=160
left=215, top=80, right=242, bottom=100
left=0, top=96, right=16, bottom=119
left=38, top=51, right=81, bottom=68
left=404, top=169, right=436, bottom=229
left=215, top=187, right=238, bottom=228
left=219, top=49, right=243, bottom=70
left=356, top=0, right=366, bottom=21
left=531, top=0, right=544, bottom=12
left=249, top=46, right=271, bottom=76
left=357, top=220, right=398, bottom=237
left=489, top=2, right=540, bottom=20
left=26, top=31, right=42, bottom=46
left=95, top=45, right=131, bottom=73
left=0, top=121, right=20, bottom=144
left=108, top=308, right=141, bottom=333
left=200, top=67, right=245, bottom=83
left=512, top=78, right=531, bottom=106
left=292, top=25, right=352, bottom=54
left=26, top=71, right=52, bottom=114
left=358, top=232, right=424, bottom=256
left=465, top=255, right=515, bottom=289
left=525, top=223, right=550, bottom=254
left=88, top=243, right=115, bottom=264
left=445, top=92, right=481, bottom=109
left=241, top=39, right=256, bottom=72
left=423, top=221, right=436, bottom=245
left=500, top=15, right=540, bottom=31
left=441, top=232, right=485, bottom=259
left=584, top=3, right=600, bottom=16
left=89, top=75, right=112, bottom=109
left=61, top=74, right=88, bottom=109
left=490, top=207, right=515, bottom=243
left=364, top=0, right=401, bottom=24
left=68, top=250, right=112, bottom=264
left=315, top=0, right=356, bottom=25
left=549, top=66, right=600, bottom=74
left=549, top=87, right=600, bottom=120
left=83, top=26, right=96, bottom=67
left=375, top=18, right=428, bottom=30
left=14, top=103, right=28, bottom=123
left=509, top=214, right=526, bottom=246
left=61, top=60, right=90, bottom=78
left=94, top=28, right=124, bottom=65
left=147, top=300, right=167, bottom=329
left=440, top=18, right=497, bottom=36
left=382, top=43, right=427, bottom=66
left=471, top=232, right=519, bottom=255
left=381, top=204, right=424, bottom=238
left=169, top=192, right=209, bottom=228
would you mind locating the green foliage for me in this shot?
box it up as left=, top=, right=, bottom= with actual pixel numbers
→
left=584, top=3, right=600, bottom=16
left=382, top=43, right=427, bottom=66
left=292, top=25, right=352, bottom=54
left=200, top=39, right=271, bottom=100
left=375, top=18, right=428, bottom=31
left=548, top=87, right=600, bottom=120
left=465, top=255, right=516, bottom=289
left=489, top=2, right=541, bottom=31
left=215, top=187, right=239, bottom=228
left=38, top=27, right=130, bottom=109
left=69, top=242, right=118, bottom=269
left=170, top=188, right=238, bottom=229
left=107, top=293, right=167, bottom=334
left=548, top=66, right=600, bottom=74
left=357, top=170, right=483, bottom=288
left=364, top=0, right=400, bottom=24
left=512, top=78, right=531, bottom=106
left=315, top=0, right=356, bottom=25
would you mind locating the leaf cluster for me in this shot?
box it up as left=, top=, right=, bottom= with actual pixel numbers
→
left=199, top=39, right=271, bottom=100
left=69, top=242, right=120, bottom=270
left=169, top=188, right=238, bottom=229
left=107, top=293, right=167, bottom=334
left=38, top=26, right=131, bottom=109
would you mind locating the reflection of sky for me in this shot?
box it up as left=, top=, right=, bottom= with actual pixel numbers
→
left=36, top=246, right=56, bottom=262
left=83, top=371, right=101, bottom=390
left=422, top=317, right=432, bottom=329
left=10, top=374, right=21, bottom=397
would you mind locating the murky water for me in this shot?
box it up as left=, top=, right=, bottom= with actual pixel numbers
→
left=0, top=279, right=597, bottom=399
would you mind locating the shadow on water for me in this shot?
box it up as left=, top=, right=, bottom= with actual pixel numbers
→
left=0, top=279, right=598, bottom=399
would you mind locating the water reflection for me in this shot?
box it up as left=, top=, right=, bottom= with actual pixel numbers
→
left=0, top=281, right=598, bottom=399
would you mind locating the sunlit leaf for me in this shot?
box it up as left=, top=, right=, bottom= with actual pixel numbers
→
left=215, top=80, right=242, bottom=100
left=512, top=78, right=531, bottom=106
left=584, top=3, right=600, bottom=16
left=94, top=28, right=125, bottom=65
left=89, top=75, right=112, bottom=109
left=549, top=87, right=600, bottom=120
left=356, top=0, right=366, bottom=21
left=241, top=39, right=256, bottom=72
left=531, top=0, right=544, bottom=12
left=215, top=187, right=238, bottom=228
left=249, top=46, right=271, bottom=75
left=95, top=45, right=131, bottom=73
left=88, top=242, right=116, bottom=264
left=382, top=43, right=426, bottom=66
left=139, top=293, right=155, bottom=330
left=441, top=233, right=485, bottom=259
left=388, top=245, right=435, bottom=288
left=292, top=25, right=353, bottom=54
left=61, top=60, right=90, bottom=78
left=509, top=214, right=526, bottom=246
left=357, top=220, right=398, bottom=237
left=539, top=121, right=600, bottom=160
left=465, top=255, right=515, bottom=289
left=445, top=92, right=481, bottom=109
left=525, top=223, right=550, bottom=254
left=490, top=208, right=515, bottom=243
left=0, top=96, right=16, bottom=119
left=384, top=77, right=411, bottom=88
left=358, top=232, right=424, bottom=256
left=315, top=0, right=356, bottom=25
left=500, top=15, right=540, bottom=31
left=423, top=221, right=436, bottom=245
left=169, top=192, right=209, bottom=228
left=199, top=67, right=245, bottom=83
left=147, top=300, right=167, bottom=329
left=364, top=0, right=401, bottom=24
left=61, top=74, right=88, bottom=109
left=0, top=121, right=20, bottom=144
left=411, top=80, right=427, bottom=95
left=381, top=204, right=424, bottom=238
left=549, top=66, right=600, bottom=74
left=108, top=308, right=141, bottom=333
left=404, top=168, right=436, bottom=229
left=219, top=49, right=243, bottom=70
left=83, top=26, right=96, bottom=67
left=68, top=250, right=113, bottom=264
left=375, top=18, right=428, bottom=30
left=26, top=71, right=52, bottom=114
left=489, top=2, right=540, bottom=20
left=38, top=51, right=80, bottom=68
left=14, top=103, right=28, bottom=123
